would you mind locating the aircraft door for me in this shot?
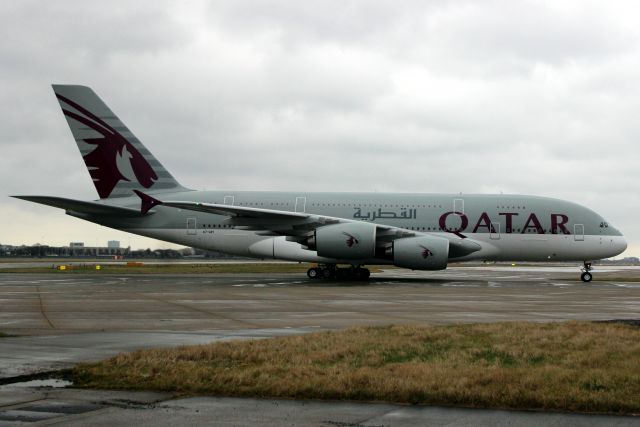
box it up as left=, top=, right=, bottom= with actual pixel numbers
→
left=295, top=196, right=306, bottom=213
left=490, top=222, right=500, bottom=240
left=574, top=224, right=584, bottom=241
left=223, top=195, right=234, bottom=205
left=187, top=218, right=197, bottom=235
left=453, top=198, right=464, bottom=214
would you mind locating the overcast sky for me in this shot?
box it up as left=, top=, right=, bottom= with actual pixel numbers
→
left=1, top=0, right=638, bottom=256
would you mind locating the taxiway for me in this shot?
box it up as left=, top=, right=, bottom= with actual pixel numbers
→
left=0, top=266, right=639, bottom=425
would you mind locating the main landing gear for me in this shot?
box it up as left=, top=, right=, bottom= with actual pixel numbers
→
left=307, top=264, right=371, bottom=281
left=580, top=262, right=593, bottom=283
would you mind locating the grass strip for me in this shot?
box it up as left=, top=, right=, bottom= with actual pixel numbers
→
left=72, top=321, right=640, bottom=414
left=0, top=263, right=387, bottom=274
left=0, top=263, right=313, bottom=274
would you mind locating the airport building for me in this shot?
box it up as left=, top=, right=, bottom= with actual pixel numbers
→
left=0, top=242, right=241, bottom=259
left=0, top=242, right=129, bottom=258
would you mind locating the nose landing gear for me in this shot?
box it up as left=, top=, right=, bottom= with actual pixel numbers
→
left=580, top=262, right=593, bottom=282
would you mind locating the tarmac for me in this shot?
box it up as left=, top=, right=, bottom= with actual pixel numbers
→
left=1, top=265, right=639, bottom=425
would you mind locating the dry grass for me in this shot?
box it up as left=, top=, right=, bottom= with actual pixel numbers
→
left=72, top=321, right=640, bottom=414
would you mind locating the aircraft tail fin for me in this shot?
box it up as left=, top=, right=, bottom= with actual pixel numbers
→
left=52, top=84, right=189, bottom=199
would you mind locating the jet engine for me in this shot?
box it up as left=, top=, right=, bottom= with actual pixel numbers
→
left=392, top=235, right=449, bottom=270
left=314, top=222, right=376, bottom=259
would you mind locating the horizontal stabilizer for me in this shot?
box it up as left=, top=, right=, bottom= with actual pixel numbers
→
left=11, top=195, right=143, bottom=217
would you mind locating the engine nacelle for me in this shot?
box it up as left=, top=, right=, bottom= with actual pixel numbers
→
left=315, top=222, right=376, bottom=259
left=393, top=235, right=449, bottom=270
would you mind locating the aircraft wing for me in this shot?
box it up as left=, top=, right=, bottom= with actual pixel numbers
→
left=160, top=200, right=480, bottom=254
left=162, top=201, right=310, bottom=220
left=162, top=200, right=391, bottom=238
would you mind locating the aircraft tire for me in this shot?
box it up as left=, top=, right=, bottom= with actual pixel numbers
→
left=581, top=272, right=592, bottom=282
left=353, top=268, right=370, bottom=280
left=307, top=268, right=319, bottom=279
left=335, top=268, right=347, bottom=279
left=322, top=268, right=335, bottom=279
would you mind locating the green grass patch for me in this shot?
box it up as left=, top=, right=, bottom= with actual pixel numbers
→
left=0, top=263, right=388, bottom=275
left=0, top=263, right=314, bottom=274
left=72, top=321, right=640, bottom=414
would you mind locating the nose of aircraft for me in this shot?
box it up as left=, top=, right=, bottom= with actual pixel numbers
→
left=612, top=235, right=628, bottom=257
left=620, top=235, right=628, bottom=253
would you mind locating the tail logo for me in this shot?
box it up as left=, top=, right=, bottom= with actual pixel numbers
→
left=56, top=94, right=157, bottom=198
left=343, top=232, right=360, bottom=248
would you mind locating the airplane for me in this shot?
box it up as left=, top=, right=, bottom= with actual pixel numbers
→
left=13, top=85, right=627, bottom=282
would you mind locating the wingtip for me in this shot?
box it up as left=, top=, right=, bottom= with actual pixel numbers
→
left=51, top=83, right=91, bottom=90
left=11, top=195, right=35, bottom=201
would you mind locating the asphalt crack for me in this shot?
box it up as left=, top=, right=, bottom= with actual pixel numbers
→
left=36, top=285, right=55, bottom=329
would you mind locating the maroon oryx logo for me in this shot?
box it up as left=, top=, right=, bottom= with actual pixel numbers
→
left=56, top=93, right=158, bottom=198
left=343, top=232, right=360, bottom=248
left=419, top=245, right=434, bottom=259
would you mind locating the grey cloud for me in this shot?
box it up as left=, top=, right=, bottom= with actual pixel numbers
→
left=0, top=0, right=638, bottom=254
left=205, top=1, right=424, bottom=46
left=420, top=2, right=634, bottom=64
left=0, top=1, right=190, bottom=61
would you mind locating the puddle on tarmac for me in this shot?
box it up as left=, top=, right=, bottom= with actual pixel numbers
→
left=0, top=378, right=72, bottom=389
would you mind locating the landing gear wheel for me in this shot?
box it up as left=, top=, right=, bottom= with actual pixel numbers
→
left=307, top=268, right=319, bottom=279
left=322, top=268, right=335, bottom=279
left=580, top=261, right=593, bottom=282
left=356, top=268, right=370, bottom=280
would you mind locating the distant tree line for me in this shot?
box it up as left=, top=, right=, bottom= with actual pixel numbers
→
left=0, top=244, right=249, bottom=260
